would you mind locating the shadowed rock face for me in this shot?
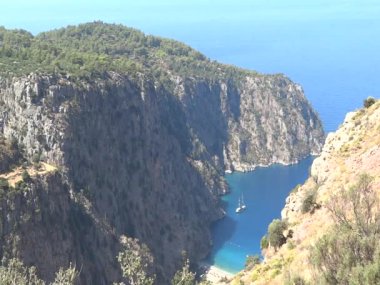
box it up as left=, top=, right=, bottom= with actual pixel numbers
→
left=176, top=75, right=324, bottom=172
left=0, top=28, right=323, bottom=284
left=0, top=71, right=323, bottom=283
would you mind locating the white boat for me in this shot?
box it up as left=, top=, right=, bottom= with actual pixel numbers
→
left=236, top=195, right=246, bottom=213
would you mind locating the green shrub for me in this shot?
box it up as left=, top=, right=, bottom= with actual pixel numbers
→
left=21, top=170, right=31, bottom=182
left=117, top=237, right=155, bottom=285
left=171, top=257, right=195, bottom=285
left=301, top=188, right=319, bottom=214
left=245, top=255, right=260, bottom=270
left=260, top=235, right=269, bottom=250
left=284, top=275, right=308, bottom=285
left=0, top=178, right=9, bottom=189
left=268, top=219, right=288, bottom=249
left=348, top=249, right=380, bottom=285
left=14, top=180, right=29, bottom=192
left=32, top=153, right=41, bottom=164
left=363, top=97, right=376, bottom=108
left=0, top=258, right=44, bottom=285
left=0, top=258, right=78, bottom=285
left=310, top=174, right=380, bottom=284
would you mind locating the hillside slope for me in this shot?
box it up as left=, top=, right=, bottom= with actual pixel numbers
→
left=233, top=99, right=380, bottom=284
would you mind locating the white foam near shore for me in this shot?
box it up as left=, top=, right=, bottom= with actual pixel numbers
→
left=198, top=262, right=234, bottom=284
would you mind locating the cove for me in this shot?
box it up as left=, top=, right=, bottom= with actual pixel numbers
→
left=206, top=156, right=315, bottom=273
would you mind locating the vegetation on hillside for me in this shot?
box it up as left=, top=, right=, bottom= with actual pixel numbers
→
left=0, top=136, right=22, bottom=172
left=0, top=258, right=77, bottom=285
left=363, top=97, right=376, bottom=108
left=116, top=238, right=155, bottom=285
left=242, top=173, right=380, bottom=285
left=245, top=255, right=261, bottom=271
left=310, top=174, right=380, bottom=285
left=267, top=219, right=288, bottom=250
left=301, top=187, right=320, bottom=214
left=116, top=239, right=211, bottom=285
left=0, top=22, right=255, bottom=81
left=171, top=257, right=196, bottom=285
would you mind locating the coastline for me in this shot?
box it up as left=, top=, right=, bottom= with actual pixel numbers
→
left=224, top=154, right=317, bottom=174
left=198, top=262, right=234, bottom=284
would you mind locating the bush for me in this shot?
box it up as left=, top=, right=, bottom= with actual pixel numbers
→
left=32, top=153, right=41, bottom=164
left=0, top=258, right=43, bottom=285
left=171, top=257, right=195, bottom=285
left=51, top=263, right=78, bottom=285
left=268, top=219, right=288, bottom=249
left=301, top=188, right=319, bottom=214
left=284, top=275, right=308, bottom=285
left=310, top=174, right=380, bottom=284
left=245, top=255, right=260, bottom=270
left=363, top=97, right=376, bottom=108
left=117, top=237, right=155, bottom=285
left=0, top=178, right=9, bottom=189
left=260, top=235, right=269, bottom=250
left=0, top=258, right=78, bottom=285
left=349, top=249, right=380, bottom=285
left=21, top=170, right=31, bottom=182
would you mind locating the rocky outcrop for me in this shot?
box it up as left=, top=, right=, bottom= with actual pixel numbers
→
left=233, top=100, right=380, bottom=285
left=175, top=75, right=323, bottom=172
left=0, top=23, right=324, bottom=284
left=0, top=171, right=122, bottom=284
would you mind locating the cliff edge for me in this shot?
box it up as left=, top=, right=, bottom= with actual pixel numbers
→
left=232, top=99, right=380, bottom=284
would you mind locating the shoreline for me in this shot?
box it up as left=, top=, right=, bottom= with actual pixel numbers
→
left=198, top=262, right=235, bottom=284
left=224, top=154, right=317, bottom=174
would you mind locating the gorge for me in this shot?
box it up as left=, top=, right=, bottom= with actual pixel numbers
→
left=0, top=22, right=324, bottom=284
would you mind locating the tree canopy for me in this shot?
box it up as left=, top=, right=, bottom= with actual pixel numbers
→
left=0, top=22, right=256, bottom=81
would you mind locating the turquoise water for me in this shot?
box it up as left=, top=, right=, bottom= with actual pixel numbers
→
left=206, top=156, right=314, bottom=273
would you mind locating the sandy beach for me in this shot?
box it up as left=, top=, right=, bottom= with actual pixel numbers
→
left=198, top=262, right=234, bottom=284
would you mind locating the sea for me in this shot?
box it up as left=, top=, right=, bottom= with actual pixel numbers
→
left=2, top=0, right=380, bottom=274
left=206, top=156, right=314, bottom=273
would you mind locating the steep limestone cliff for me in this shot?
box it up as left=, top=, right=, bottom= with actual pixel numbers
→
left=0, top=73, right=223, bottom=284
left=175, top=75, right=323, bottom=172
left=0, top=23, right=324, bottom=284
left=0, top=169, right=122, bottom=284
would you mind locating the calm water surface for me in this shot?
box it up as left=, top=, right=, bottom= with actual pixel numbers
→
left=206, top=156, right=314, bottom=273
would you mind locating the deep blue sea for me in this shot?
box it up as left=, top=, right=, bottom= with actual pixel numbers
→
left=206, top=156, right=314, bottom=273
left=1, top=0, right=379, bottom=274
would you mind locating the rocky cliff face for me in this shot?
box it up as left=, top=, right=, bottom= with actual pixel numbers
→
left=0, top=171, right=122, bottom=284
left=233, top=100, right=380, bottom=285
left=0, top=23, right=324, bottom=284
left=175, top=75, right=323, bottom=173
left=0, top=73, right=224, bottom=284
left=0, top=71, right=323, bottom=284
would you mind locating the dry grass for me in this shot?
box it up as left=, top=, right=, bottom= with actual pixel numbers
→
left=234, top=101, right=380, bottom=284
left=0, top=162, right=57, bottom=187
